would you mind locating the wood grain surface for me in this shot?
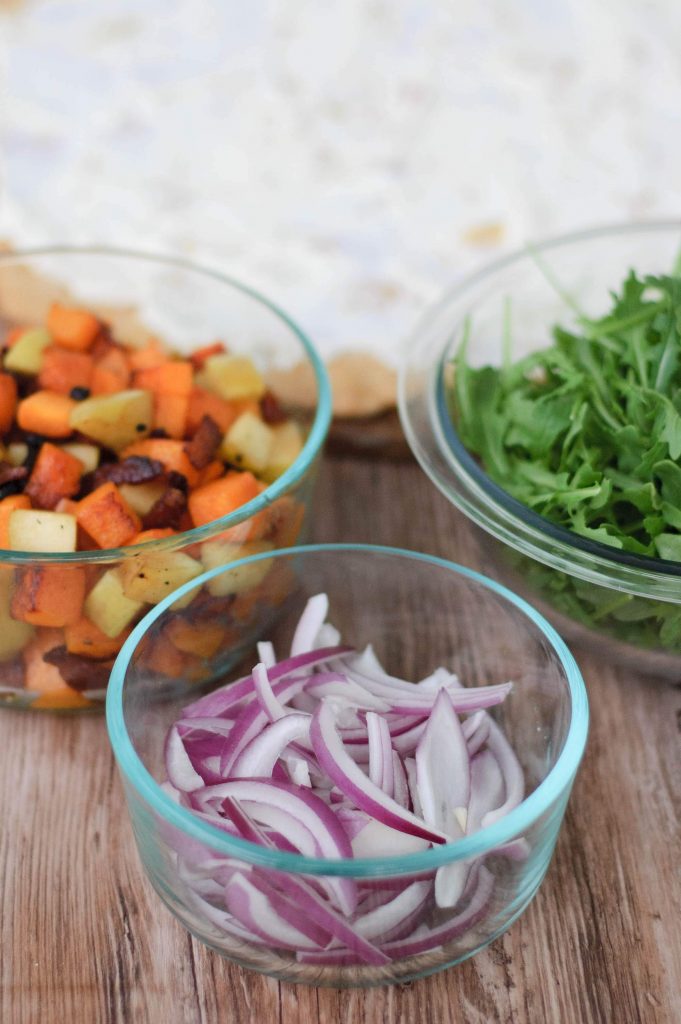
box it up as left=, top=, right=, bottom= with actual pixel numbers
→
left=1, top=455, right=680, bottom=1024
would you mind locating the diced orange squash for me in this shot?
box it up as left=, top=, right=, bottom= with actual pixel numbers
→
left=90, top=347, right=131, bottom=395
left=38, top=347, right=94, bottom=395
left=46, top=303, right=100, bottom=351
left=126, top=528, right=176, bottom=545
left=134, top=361, right=193, bottom=396
left=25, top=443, right=83, bottom=510
left=266, top=496, right=305, bottom=548
left=11, top=566, right=86, bottom=626
left=128, top=339, right=167, bottom=371
left=166, top=617, right=225, bottom=658
left=188, top=471, right=260, bottom=528
left=120, top=439, right=200, bottom=487
left=197, top=460, right=224, bottom=486
left=143, top=636, right=189, bottom=678
left=76, top=482, right=141, bottom=549
left=186, top=387, right=238, bottom=435
left=0, top=495, right=31, bottom=548
left=24, top=629, right=91, bottom=710
left=153, top=392, right=189, bottom=439
left=17, top=390, right=75, bottom=438
left=64, top=616, right=130, bottom=659
left=0, top=373, right=18, bottom=434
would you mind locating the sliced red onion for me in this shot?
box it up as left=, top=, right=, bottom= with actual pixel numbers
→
left=350, top=818, right=432, bottom=858
left=467, top=749, right=505, bottom=833
left=252, top=870, right=390, bottom=966
left=416, top=689, right=470, bottom=838
left=463, top=711, right=491, bottom=756
left=285, top=756, right=312, bottom=787
left=183, top=646, right=352, bottom=720
left=305, top=675, right=391, bottom=713
left=291, top=594, right=329, bottom=657
left=218, top=676, right=308, bottom=775
left=390, top=720, right=428, bottom=755
left=416, top=666, right=460, bottom=690
left=480, top=718, right=525, bottom=828
left=252, top=662, right=299, bottom=722
left=231, top=713, right=311, bottom=778
left=381, top=866, right=494, bottom=959
left=311, top=701, right=448, bottom=844
left=315, top=622, right=341, bottom=648
left=355, top=880, right=432, bottom=943
left=224, top=871, right=323, bottom=951
left=404, top=757, right=423, bottom=817
left=257, top=640, right=276, bottom=667
left=391, top=751, right=410, bottom=809
left=366, top=711, right=394, bottom=796
left=335, top=806, right=370, bottom=841
left=165, top=725, right=205, bottom=793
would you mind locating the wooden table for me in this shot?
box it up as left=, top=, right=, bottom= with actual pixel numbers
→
left=2, top=454, right=680, bottom=1024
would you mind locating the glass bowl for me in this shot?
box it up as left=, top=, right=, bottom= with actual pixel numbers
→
left=106, top=543, right=588, bottom=987
left=0, top=248, right=331, bottom=710
left=399, top=221, right=681, bottom=679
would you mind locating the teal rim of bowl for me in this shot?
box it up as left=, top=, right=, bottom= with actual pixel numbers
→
left=106, top=542, right=589, bottom=879
left=0, top=246, right=332, bottom=565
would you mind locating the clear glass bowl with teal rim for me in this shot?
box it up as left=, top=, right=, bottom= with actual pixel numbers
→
left=399, top=221, right=681, bottom=678
left=106, top=543, right=588, bottom=987
left=0, top=247, right=331, bottom=711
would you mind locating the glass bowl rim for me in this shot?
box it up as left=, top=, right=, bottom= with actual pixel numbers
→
left=106, top=542, right=589, bottom=878
left=0, top=245, right=332, bottom=564
left=398, top=219, right=681, bottom=593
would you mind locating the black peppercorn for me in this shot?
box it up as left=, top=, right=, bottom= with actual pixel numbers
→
left=70, top=386, right=90, bottom=401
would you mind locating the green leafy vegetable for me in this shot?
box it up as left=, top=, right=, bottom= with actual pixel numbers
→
left=450, top=270, right=681, bottom=559
left=449, top=268, right=681, bottom=651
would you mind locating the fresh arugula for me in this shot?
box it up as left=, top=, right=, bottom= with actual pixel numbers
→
left=449, top=268, right=681, bottom=651
left=451, top=270, right=681, bottom=560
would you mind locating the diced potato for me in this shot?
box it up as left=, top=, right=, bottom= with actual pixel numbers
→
left=220, top=412, right=273, bottom=473
left=202, top=355, right=266, bottom=401
left=0, top=568, right=34, bottom=661
left=62, top=442, right=100, bottom=474
left=8, top=509, right=77, bottom=553
left=84, top=569, right=145, bottom=638
left=3, top=328, right=51, bottom=374
left=201, top=539, right=273, bottom=596
left=261, top=420, right=304, bottom=482
left=69, top=389, right=153, bottom=451
left=117, top=551, right=203, bottom=607
left=118, top=480, right=167, bottom=517
left=7, top=442, right=28, bottom=467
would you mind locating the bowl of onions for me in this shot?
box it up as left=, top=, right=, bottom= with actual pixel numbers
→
left=106, top=543, right=588, bottom=987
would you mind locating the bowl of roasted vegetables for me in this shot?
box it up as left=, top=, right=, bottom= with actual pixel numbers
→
left=0, top=247, right=331, bottom=709
left=399, top=222, right=681, bottom=678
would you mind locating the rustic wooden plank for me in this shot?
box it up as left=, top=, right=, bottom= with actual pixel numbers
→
left=0, top=455, right=679, bottom=1024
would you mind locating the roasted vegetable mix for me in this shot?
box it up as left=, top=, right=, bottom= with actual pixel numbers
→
left=450, top=270, right=681, bottom=650
left=0, top=303, right=308, bottom=708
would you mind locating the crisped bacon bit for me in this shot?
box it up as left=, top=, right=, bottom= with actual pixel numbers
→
left=260, top=390, right=288, bottom=424
left=0, top=462, right=28, bottom=487
left=92, top=456, right=165, bottom=487
left=189, top=341, right=226, bottom=369
left=184, top=415, right=222, bottom=469
left=142, top=486, right=187, bottom=530
left=42, top=646, right=113, bottom=689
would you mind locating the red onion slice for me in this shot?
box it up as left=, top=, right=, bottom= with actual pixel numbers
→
left=366, top=711, right=394, bottom=796
left=355, top=880, right=432, bottom=943
left=165, top=725, right=205, bottom=793
left=218, top=677, right=307, bottom=775
left=224, top=871, right=323, bottom=951
left=182, top=646, right=352, bottom=720
left=480, top=718, right=525, bottom=828
left=311, top=701, right=448, bottom=844
left=230, top=713, right=312, bottom=778
left=291, top=594, right=329, bottom=656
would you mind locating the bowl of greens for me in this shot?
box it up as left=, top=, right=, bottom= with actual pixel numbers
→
left=399, top=221, right=681, bottom=678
